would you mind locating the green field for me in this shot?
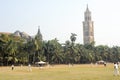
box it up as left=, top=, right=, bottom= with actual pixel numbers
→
left=0, top=64, right=120, bottom=80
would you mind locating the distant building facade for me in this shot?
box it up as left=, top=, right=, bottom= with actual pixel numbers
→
left=83, top=5, right=94, bottom=44
left=0, top=26, right=42, bottom=42
left=0, top=31, right=31, bottom=41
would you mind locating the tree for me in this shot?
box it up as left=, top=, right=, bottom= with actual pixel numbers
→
left=32, top=30, right=44, bottom=63
left=46, top=38, right=63, bottom=64
left=63, top=40, right=71, bottom=64
left=0, top=34, right=11, bottom=65
left=68, top=33, right=77, bottom=64
left=43, top=40, right=52, bottom=64
left=6, top=39, right=18, bottom=64
left=70, top=33, right=77, bottom=45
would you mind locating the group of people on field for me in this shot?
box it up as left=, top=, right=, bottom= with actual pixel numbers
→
left=11, top=64, right=32, bottom=71
left=11, top=62, right=120, bottom=75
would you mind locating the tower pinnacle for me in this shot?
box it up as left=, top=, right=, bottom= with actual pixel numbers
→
left=38, top=26, right=40, bottom=35
left=86, top=4, right=89, bottom=10
left=36, top=26, right=42, bottom=41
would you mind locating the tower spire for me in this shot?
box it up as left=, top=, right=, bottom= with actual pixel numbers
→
left=86, top=4, right=90, bottom=12
left=38, top=26, right=40, bottom=34
left=36, top=26, right=42, bottom=41
left=87, top=4, right=88, bottom=9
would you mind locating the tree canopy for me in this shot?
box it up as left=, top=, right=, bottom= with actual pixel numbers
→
left=0, top=33, right=120, bottom=66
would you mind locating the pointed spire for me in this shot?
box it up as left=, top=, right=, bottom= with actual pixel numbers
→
left=87, top=4, right=88, bottom=8
left=38, top=26, right=40, bottom=34
left=38, top=26, right=40, bottom=29
left=86, top=4, right=89, bottom=12
left=36, top=26, right=42, bottom=41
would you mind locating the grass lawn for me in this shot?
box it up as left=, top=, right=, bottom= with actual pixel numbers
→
left=0, top=64, right=120, bottom=80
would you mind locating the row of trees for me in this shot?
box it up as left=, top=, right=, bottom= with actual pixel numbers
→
left=0, top=33, right=120, bottom=66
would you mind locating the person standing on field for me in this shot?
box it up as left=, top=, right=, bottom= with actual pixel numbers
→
left=11, top=64, right=14, bottom=70
left=114, top=62, right=119, bottom=76
left=28, top=64, right=32, bottom=72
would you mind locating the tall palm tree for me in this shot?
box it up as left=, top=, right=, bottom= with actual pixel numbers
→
left=43, top=41, right=51, bottom=64
left=64, top=40, right=71, bottom=64
left=70, top=33, right=77, bottom=64
left=70, top=33, right=77, bottom=45
left=45, top=38, right=63, bottom=64
left=0, top=34, right=10, bottom=65
left=33, top=33, right=43, bottom=63
left=6, top=39, right=18, bottom=64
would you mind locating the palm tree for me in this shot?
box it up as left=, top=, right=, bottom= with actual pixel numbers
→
left=0, top=34, right=11, bottom=65
left=51, top=38, right=63, bottom=64
left=43, top=41, right=51, bottom=64
left=64, top=40, right=71, bottom=64
left=70, top=33, right=77, bottom=45
left=0, top=37, right=7, bottom=65
left=47, top=38, right=63, bottom=64
left=33, top=33, right=43, bottom=63
left=74, top=44, right=83, bottom=63
left=7, top=39, right=19, bottom=65
left=70, top=33, right=77, bottom=64
left=23, top=40, right=34, bottom=64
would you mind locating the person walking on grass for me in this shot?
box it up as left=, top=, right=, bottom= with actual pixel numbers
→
left=28, top=64, right=32, bottom=72
left=114, top=62, right=119, bottom=76
left=11, top=64, right=14, bottom=70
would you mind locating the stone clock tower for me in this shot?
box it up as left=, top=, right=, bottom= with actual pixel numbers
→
left=83, top=5, right=94, bottom=44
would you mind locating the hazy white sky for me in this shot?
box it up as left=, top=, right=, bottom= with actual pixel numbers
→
left=0, top=0, right=120, bottom=46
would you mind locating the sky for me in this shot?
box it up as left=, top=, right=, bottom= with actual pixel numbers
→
left=0, top=0, right=120, bottom=46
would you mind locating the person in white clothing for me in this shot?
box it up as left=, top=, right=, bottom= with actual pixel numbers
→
left=28, top=64, right=32, bottom=72
left=11, top=64, right=14, bottom=70
left=114, top=62, right=119, bottom=76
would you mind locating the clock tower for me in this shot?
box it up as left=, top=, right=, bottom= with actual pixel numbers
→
left=83, top=5, right=94, bottom=44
